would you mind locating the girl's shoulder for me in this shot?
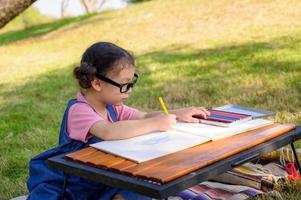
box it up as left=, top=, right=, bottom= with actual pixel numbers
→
left=68, top=101, right=96, bottom=115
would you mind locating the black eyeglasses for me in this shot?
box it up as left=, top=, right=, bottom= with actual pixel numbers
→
left=96, top=73, right=139, bottom=93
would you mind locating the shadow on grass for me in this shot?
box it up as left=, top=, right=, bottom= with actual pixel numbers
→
left=0, top=13, right=99, bottom=45
left=133, top=39, right=301, bottom=114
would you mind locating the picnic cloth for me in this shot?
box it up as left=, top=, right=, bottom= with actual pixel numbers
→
left=166, top=161, right=288, bottom=200
left=173, top=181, right=263, bottom=200
left=211, top=162, right=287, bottom=191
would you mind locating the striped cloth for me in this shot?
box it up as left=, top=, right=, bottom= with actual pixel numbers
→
left=168, top=162, right=287, bottom=200
left=211, top=162, right=287, bottom=192
left=174, top=181, right=263, bottom=200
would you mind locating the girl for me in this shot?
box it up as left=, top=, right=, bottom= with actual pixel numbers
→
left=27, top=42, right=209, bottom=200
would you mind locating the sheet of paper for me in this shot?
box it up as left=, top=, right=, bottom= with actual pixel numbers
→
left=90, top=119, right=273, bottom=163
left=173, top=119, right=273, bottom=141
left=90, top=130, right=211, bottom=163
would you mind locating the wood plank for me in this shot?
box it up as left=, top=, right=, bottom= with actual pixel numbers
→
left=122, top=148, right=190, bottom=176
left=101, top=156, right=126, bottom=168
left=137, top=124, right=295, bottom=183
left=109, top=160, right=138, bottom=172
left=84, top=151, right=110, bottom=166
left=65, top=147, right=97, bottom=161
left=65, top=147, right=137, bottom=172
left=90, top=153, right=125, bottom=168
left=78, top=150, right=105, bottom=163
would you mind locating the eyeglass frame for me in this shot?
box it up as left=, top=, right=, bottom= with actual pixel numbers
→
left=95, top=73, right=139, bottom=93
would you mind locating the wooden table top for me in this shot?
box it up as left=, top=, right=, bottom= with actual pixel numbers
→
left=65, top=123, right=295, bottom=184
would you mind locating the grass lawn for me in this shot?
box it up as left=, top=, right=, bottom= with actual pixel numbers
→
left=0, top=0, right=300, bottom=199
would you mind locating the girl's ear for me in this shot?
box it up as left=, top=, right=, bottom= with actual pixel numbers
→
left=91, top=79, right=103, bottom=92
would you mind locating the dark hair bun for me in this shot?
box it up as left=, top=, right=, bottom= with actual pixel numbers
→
left=73, top=62, right=97, bottom=89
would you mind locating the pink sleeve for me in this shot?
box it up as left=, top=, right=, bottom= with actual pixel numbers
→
left=67, top=103, right=105, bottom=142
left=114, top=104, right=139, bottom=120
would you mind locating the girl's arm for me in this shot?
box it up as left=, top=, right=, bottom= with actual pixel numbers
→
left=135, top=107, right=210, bottom=123
left=90, top=114, right=176, bottom=140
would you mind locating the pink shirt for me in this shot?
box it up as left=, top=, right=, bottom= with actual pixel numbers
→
left=67, top=92, right=139, bottom=142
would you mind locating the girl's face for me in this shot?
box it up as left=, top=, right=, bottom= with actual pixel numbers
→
left=98, top=67, right=136, bottom=105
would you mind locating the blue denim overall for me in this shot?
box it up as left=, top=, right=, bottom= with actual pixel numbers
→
left=27, top=99, right=151, bottom=200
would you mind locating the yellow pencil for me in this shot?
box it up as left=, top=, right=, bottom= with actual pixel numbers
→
left=159, top=97, right=169, bottom=115
left=159, top=97, right=186, bottom=132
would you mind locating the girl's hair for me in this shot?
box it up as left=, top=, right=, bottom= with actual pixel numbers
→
left=74, top=42, right=135, bottom=89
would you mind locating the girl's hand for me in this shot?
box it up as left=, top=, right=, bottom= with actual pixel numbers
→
left=152, top=114, right=177, bottom=131
left=173, top=107, right=210, bottom=123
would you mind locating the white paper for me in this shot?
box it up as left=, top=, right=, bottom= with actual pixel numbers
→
left=90, top=130, right=210, bottom=163
left=90, top=119, right=273, bottom=163
left=173, top=119, right=273, bottom=141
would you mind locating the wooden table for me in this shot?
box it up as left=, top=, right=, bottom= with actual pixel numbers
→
left=48, top=124, right=301, bottom=199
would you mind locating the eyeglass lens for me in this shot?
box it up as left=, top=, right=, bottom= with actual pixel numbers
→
left=121, top=83, right=134, bottom=93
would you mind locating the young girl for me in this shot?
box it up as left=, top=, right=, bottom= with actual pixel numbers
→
left=27, top=42, right=209, bottom=200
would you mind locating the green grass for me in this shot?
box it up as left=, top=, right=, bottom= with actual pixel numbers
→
left=0, top=0, right=301, bottom=199
left=0, top=14, right=97, bottom=44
